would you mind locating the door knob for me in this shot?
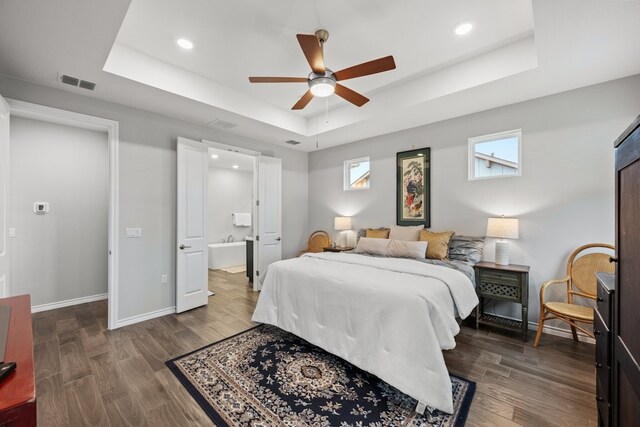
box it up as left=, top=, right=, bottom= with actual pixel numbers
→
left=276, top=237, right=281, bottom=241
left=179, top=244, right=192, bottom=250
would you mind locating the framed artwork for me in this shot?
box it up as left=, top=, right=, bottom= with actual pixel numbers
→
left=396, top=147, right=430, bottom=227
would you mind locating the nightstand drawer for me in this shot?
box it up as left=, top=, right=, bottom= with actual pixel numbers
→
left=480, top=270, right=521, bottom=286
left=479, top=281, right=521, bottom=302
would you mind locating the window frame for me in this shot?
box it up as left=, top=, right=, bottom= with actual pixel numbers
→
left=468, top=129, right=522, bottom=181
left=343, top=156, right=371, bottom=191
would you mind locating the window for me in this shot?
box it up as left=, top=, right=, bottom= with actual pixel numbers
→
left=468, top=129, right=522, bottom=180
left=343, top=157, right=370, bottom=190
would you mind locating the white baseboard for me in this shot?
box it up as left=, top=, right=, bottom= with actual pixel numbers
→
left=485, top=311, right=595, bottom=344
left=528, top=320, right=595, bottom=344
left=114, top=306, right=176, bottom=329
left=31, top=293, right=108, bottom=313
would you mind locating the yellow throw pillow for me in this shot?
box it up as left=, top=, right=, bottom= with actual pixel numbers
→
left=420, top=230, right=455, bottom=259
left=366, top=228, right=390, bottom=239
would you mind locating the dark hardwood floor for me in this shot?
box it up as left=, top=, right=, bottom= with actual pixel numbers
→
left=32, top=270, right=596, bottom=426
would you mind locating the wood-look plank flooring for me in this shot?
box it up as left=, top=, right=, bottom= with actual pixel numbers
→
left=33, top=270, right=596, bottom=426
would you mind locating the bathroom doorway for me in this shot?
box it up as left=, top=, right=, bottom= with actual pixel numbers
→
left=206, top=146, right=255, bottom=294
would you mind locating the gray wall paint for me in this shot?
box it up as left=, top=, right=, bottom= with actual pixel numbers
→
left=309, top=75, right=640, bottom=330
left=0, top=75, right=308, bottom=321
left=10, top=117, right=108, bottom=306
left=208, top=167, right=253, bottom=243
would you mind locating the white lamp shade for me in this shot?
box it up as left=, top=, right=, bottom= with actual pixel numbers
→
left=334, top=216, right=352, bottom=231
left=486, top=217, right=519, bottom=239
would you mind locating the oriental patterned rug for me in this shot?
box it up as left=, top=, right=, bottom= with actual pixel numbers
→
left=167, top=325, right=475, bottom=427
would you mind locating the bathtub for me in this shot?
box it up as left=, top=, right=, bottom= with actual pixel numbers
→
left=208, top=241, right=246, bottom=270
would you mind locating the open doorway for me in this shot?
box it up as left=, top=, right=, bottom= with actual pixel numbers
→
left=4, top=99, right=119, bottom=329
left=175, top=137, right=282, bottom=313
left=206, top=146, right=255, bottom=297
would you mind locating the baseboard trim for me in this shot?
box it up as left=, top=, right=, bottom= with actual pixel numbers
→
left=528, top=320, right=595, bottom=344
left=31, top=293, right=108, bottom=313
left=114, top=306, right=176, bottom=329
left=485, top=311, right=595, bottom=344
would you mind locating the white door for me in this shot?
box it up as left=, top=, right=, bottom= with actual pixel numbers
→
left=0, top=95, right=9, bottom=297
left=176, top=137, right=208, bottom=312
left=255, top=156, right=282, bottom=291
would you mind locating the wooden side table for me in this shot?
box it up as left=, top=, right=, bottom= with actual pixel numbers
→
left=322, top=246, right=354, bottom=253
left=0, top=295, right=36, bottom=426
left=474, top=261, right=530, bottom=341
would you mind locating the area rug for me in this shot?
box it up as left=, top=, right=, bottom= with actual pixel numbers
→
left=167, top=325, right=475, bottom=427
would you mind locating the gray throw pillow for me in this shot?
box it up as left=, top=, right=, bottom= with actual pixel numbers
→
left=448, top=235, right=485, bottom=264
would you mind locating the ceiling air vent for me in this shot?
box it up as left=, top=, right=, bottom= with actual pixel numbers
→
left=285, top=140, right=301, bottom=145
left=59, top=74, right=96, bottom=91
left=60, top=74, right=80, bottom=87
left=207, top=118, right=238, bottom=130
left=78, top=80, right=96, bottom=91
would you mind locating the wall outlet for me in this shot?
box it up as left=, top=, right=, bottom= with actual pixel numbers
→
left=161, top=274, right=168, bottom=284
left=8, top=228, right=15, bottom=238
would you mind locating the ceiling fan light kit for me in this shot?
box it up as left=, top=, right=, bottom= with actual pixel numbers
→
left=308, top=72, right=336, bottom=97
left=249, top=29, right=396, bottom=110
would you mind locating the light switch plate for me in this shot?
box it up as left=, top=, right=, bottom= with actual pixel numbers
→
left=8, top=228, right=15, bottom=238
left=125, top=228, right=142, bottom=238
left=161, top=274, right=168, bottom=284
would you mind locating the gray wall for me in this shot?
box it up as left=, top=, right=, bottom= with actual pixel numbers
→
left=309, top=75, right=640, bottom=331
left=10, top=117, right=108, bottom=306
left=0, top=75, right=308, bottom=322
left=208, top=167, right=253, bottom=244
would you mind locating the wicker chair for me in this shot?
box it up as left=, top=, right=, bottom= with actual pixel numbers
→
left=298, top=231, right=332, bottom=256
left=533, top=243, right=615, bottom=347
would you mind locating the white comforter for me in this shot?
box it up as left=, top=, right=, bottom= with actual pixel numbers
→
left=251, top=252, right=479, bottom=414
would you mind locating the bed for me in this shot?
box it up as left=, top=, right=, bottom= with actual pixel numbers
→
left=251, top=250, right=479, bottom=414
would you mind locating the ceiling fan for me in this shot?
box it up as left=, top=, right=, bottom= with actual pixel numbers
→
left=249, top=29, right=396, bottom=110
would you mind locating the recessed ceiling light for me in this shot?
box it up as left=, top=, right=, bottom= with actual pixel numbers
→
left=177, top=38, right=194, bottom=50
left=454, top=22, right=473, bottom=36
left=232, top=164, right=239, bottom=169
left=210, top=154, right=219, bottom=159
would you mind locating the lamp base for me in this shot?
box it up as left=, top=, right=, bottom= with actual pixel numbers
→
left=495, top=241, right=510, bottom=265
left=338, top=231, right=348, bottom=247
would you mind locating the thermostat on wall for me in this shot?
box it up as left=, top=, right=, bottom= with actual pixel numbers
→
left=33, top=202, right=49, bottom=214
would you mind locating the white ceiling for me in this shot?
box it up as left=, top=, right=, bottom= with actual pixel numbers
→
left=0, top=0, right=639, bottom=152
left=208, top=147, right=254, bottom=172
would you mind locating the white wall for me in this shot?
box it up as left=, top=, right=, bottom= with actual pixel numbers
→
left=0, top=97, right=10, bottom=298
left=208, top=167, right=253, bottom=243
left=0, top=75, right=309, bottom=323
left=308, top=75, right=640, bottom=331
left=10, top=117, right=108, bottom=306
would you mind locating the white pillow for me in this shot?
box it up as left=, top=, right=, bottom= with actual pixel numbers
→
left=354, top=237, right=390, bottom=256
left=388, top=240, right=428, bottom=259
left=388, top=225, right=424, bottom=241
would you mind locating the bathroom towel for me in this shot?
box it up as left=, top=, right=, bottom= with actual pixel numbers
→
left=233, top=213, right=252, bottom=227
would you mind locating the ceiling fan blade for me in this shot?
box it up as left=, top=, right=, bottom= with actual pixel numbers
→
left=296, top=34, right=325, bottom=74
left=333, top=55, right=396, bottom=81
left=334, top=84, right=369, bottom=107
left=249, top=77, right=308, bottom=83
left=292, top=90, right=314, bottom=110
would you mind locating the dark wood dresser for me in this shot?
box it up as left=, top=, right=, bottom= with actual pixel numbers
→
left=595, top=272, right=615, bottom=426
left=0, top=295, right=36, bottom=426
left=607, top=115, right=640, bottom=426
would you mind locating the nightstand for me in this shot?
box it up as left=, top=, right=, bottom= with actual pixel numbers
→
left=322, top=246, right=354, bottom=253
left=474, top=261, right=530, bottom=341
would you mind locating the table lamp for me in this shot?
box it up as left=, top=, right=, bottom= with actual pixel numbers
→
left=486, top=217, right=519, bottom=265
left=334, top=216, right=353, bottom=247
